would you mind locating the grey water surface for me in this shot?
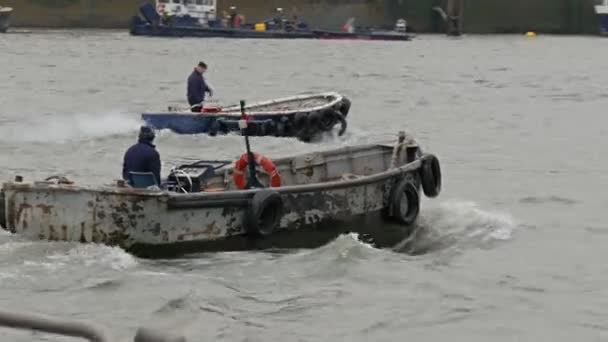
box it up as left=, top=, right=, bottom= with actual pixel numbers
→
left=1, top=30, right=607, bottom=341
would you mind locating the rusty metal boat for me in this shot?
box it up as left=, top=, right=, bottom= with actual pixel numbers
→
left=0, top=132, right=442, bottom=258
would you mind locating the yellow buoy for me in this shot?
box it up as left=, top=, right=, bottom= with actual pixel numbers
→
left=525, top=31, right=537, bottom=37
left=255, top=23, right=266, bottom=32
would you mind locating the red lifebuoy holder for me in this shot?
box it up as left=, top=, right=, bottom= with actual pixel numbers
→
left=233, top=153, right=281, bottom=189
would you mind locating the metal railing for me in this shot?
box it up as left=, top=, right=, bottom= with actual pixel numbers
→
left=0, top=310, right=186, bottom=342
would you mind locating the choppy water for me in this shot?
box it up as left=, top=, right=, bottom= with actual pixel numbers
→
left=1, top=30, right=608, bottom=341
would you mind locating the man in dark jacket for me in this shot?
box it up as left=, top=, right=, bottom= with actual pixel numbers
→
left=187, top=61, right=213, bottom=112
left=122, top=126, right=161, bottom=186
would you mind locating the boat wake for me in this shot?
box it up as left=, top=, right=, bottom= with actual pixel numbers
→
left=0, top=231, right=138, bottom=286
left=394, top=200, right=518, bottom=256
left=0, top=110, right=141, bottom=144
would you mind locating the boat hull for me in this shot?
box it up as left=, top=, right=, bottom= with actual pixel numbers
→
left=312, top=30, right=411, bottom=41
left=130, top=22, right=411, bottom=41
left=130, top=21, right=315, bottom=39
left=1, top=138, right=440, bottom=258
left=142, top=93, right=351, bottom=140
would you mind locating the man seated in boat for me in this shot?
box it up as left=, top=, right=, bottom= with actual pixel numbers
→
left=122, top=126, right=161, bottom=186
left=187, top=61, right=213, bottom=112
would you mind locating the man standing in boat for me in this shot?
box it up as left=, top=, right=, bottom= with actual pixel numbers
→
left=122, top=126, right=161, bottom=186
left=187, top=62, right=213, bottom=112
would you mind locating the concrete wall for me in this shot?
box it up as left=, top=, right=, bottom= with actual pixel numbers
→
left=4, top=0, right=601, bottom=34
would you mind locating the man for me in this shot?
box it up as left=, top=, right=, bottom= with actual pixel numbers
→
left=228, top=6, right=241, bottom=28
left=187, top=62, right=213, bottom=112
left=122, top=126, right=161, bottom=186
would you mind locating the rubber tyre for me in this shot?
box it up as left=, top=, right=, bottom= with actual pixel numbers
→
left=0, top=191, right=5, bottom=229
left=317, top=110, right=338, bottom=132
left=334, top=112, right=348, bottom=136
left=294, top=113, right=312, bottom=142
left=275, top=121, right=286, bottom=137
left=420, top=154, right=442, bottom=198
left=389, top=178, right=420, bottom=225
left=243, top=191, right=284, bottom=236
left=208, top=120, right=220, bottom=136
left=339, top=97, right=351, bottom=117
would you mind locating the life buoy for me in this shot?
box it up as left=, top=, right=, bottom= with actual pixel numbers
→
left=233, top=153, right=281, bottom=190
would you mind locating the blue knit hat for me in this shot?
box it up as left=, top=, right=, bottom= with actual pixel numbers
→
left=138, top=126, right=155, bottom=142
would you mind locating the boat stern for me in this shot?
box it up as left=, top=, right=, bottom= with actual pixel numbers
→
left=0, top=179, right=169, bottom=247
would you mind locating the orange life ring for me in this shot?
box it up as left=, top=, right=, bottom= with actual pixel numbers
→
left=233, top=153, right=281, bottom=189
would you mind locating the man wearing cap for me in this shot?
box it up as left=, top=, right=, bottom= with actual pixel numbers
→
left=187, top=62, right=213, bottom=112
left=122, top=126, right=161, bottom=186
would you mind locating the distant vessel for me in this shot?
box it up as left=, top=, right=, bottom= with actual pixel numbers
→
left=0, top=6, right=12, bottom=33
left=595, top=0, right=608, bottom=35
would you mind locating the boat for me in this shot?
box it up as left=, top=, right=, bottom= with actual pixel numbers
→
left=0, top=132, right=442, bottom=258
left=130, top=2, right=412, bottom=41
left=313, top=17, right=412, bottom=41
left=0, top=6, right=12, bottom=33
left=141, top=92, right=351, bottom=141
left=130, top=2, right=315, bottom=39
left=595, top=0, right=608, bottom=35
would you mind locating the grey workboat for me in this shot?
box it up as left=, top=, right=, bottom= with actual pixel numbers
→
left=0, top=132, right=442, bottom=258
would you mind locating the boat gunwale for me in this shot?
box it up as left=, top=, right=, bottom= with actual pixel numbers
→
left=1, top=148, right=429, bottom=205
left=142, top=92, right=344, bottom=116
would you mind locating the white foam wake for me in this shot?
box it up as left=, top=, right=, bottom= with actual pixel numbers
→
left=0, top=110, right=142, bottom=144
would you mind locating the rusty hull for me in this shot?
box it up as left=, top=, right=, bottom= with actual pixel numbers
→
left=0, top=139, right=426, bottom=254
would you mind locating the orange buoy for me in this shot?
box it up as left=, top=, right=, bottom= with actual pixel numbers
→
left=233, top=153, right=281, bottom=190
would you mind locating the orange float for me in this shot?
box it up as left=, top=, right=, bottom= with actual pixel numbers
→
left=233, top=153, right=281, bottom=189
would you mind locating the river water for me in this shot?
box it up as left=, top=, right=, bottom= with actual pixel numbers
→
left=1, top=30, right=607, bottom=341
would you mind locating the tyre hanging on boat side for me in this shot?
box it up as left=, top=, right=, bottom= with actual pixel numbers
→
left=339, top=97, right=351, bottom=117
left=419, top=154, right=442, bottom=198
left=316, top=109, right=338, bottom=132
left=334, top=111, right=347, bottom=136
left=386, top=178, right=420, bottom=225
left=294, top=112, right=312, bottom=142
left=243, top=190, right=284, bottom=236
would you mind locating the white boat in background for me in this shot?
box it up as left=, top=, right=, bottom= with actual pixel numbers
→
left=0, top=6, right=12, bottom=33
left=595, top=0, right=608, bottom=35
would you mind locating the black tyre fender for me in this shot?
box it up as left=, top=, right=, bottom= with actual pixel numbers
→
left=208, top=119, right=220, bottom=136
left=339, top=97, right=351, bottom=117
left=294, top=112, right=310, bottom=132
left=294, top=112, right=312, bottom=142
left=334, top=111, right=347, bottom=136
left=243, top=190, right=284, bottom=236
left=0, top=191, right=5, bottom=229
left=216, top=119, right=229, bottom=134
left=308, top=111, right=321, bottom=132
left=387, top=178, right=420, bottom=225
left=317, top=110, right=338, bottom=132
left=275, top=120, right=286, bottom=137
left=263, top=120, right=276, bottom=136
left=420, top=154, right=442, bottom=198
